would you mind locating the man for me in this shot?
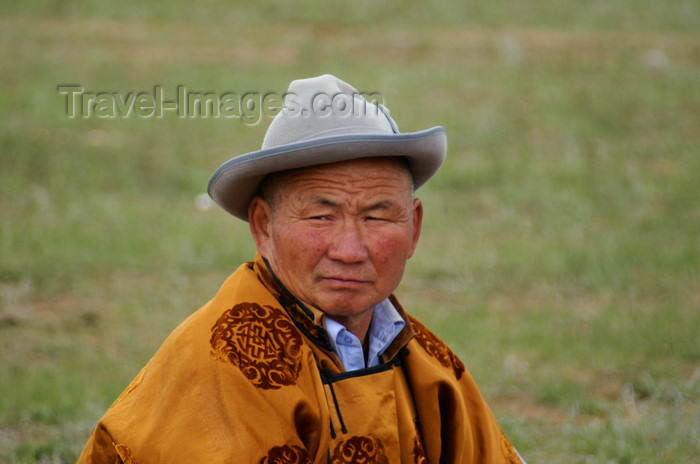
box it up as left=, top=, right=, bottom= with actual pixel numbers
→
left=78, top=74, right=525, bottom=463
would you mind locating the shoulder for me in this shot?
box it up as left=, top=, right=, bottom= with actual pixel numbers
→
left=407, top=314, right=466, bottom=380
left=165, top=264, right=309, bottom=391
left=209, top=301, right=306, bottom=390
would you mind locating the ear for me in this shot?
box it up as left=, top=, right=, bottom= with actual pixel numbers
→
left=248, top=196, right=273, bottom=257
left=407, top=198, right=423, bottom=259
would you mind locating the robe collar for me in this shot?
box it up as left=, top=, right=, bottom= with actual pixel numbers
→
left=252, top=252, right=415, bottom=365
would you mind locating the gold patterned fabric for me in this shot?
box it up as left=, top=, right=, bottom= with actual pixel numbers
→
left=77, top=254, right=522, bottom=463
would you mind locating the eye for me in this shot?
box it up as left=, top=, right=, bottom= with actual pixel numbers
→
left=307, top=215, right=332, bottom=221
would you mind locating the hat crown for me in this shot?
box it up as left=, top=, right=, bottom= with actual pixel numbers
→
left=262, top=74, right=398, bottom=149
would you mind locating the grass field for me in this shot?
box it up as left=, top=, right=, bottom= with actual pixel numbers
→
left=1, top=1, right=699, bottom=462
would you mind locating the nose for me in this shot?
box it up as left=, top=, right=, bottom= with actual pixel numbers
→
left=327, top=220, right=369, bottom=264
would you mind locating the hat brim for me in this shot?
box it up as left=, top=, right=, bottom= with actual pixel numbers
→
left=208, top=126, right=447, bottom=221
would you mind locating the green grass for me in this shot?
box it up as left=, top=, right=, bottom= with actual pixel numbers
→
left=1, top=2, right=699, bottom=462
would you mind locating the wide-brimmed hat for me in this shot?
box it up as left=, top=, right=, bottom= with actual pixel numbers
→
left=208, top=74, right=447, bottom=220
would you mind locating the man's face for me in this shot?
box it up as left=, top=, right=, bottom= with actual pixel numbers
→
left=249, top=158, right=422, bottom=331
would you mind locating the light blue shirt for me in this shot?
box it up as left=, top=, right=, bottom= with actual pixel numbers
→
left=324, top=299, right=405, bottom=371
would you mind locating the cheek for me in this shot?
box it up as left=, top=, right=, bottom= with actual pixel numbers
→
left=369, top=232, right=414, bottom=266
left=275, top=227, right=327, bottom=261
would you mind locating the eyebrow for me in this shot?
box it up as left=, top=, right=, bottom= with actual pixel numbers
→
left=362, top=200, right=395, bottom=213
left=311, top=196, right=397, bottom=213
left=313, top=197, right=340, bottom=208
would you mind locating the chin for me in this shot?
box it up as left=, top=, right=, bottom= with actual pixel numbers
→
left=318, top=299, right=376, bottom=318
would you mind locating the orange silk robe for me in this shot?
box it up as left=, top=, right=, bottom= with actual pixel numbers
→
left=78, top=254, right=522, bottom=463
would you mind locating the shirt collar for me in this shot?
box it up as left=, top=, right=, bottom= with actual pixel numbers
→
left=325, top=299, right=406, bottom=370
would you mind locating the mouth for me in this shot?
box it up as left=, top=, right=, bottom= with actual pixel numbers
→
left=321, top=276, right=371, bottom=287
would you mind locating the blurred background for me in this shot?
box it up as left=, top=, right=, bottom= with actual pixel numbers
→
left=1, top=1, right=698, bottom=462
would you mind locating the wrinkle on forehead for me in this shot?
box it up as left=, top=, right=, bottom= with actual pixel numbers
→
left=261, top=158, right=414, bottom=211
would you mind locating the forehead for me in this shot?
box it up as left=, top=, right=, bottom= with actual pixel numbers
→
left=272, top=157, right=413, bottom=194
